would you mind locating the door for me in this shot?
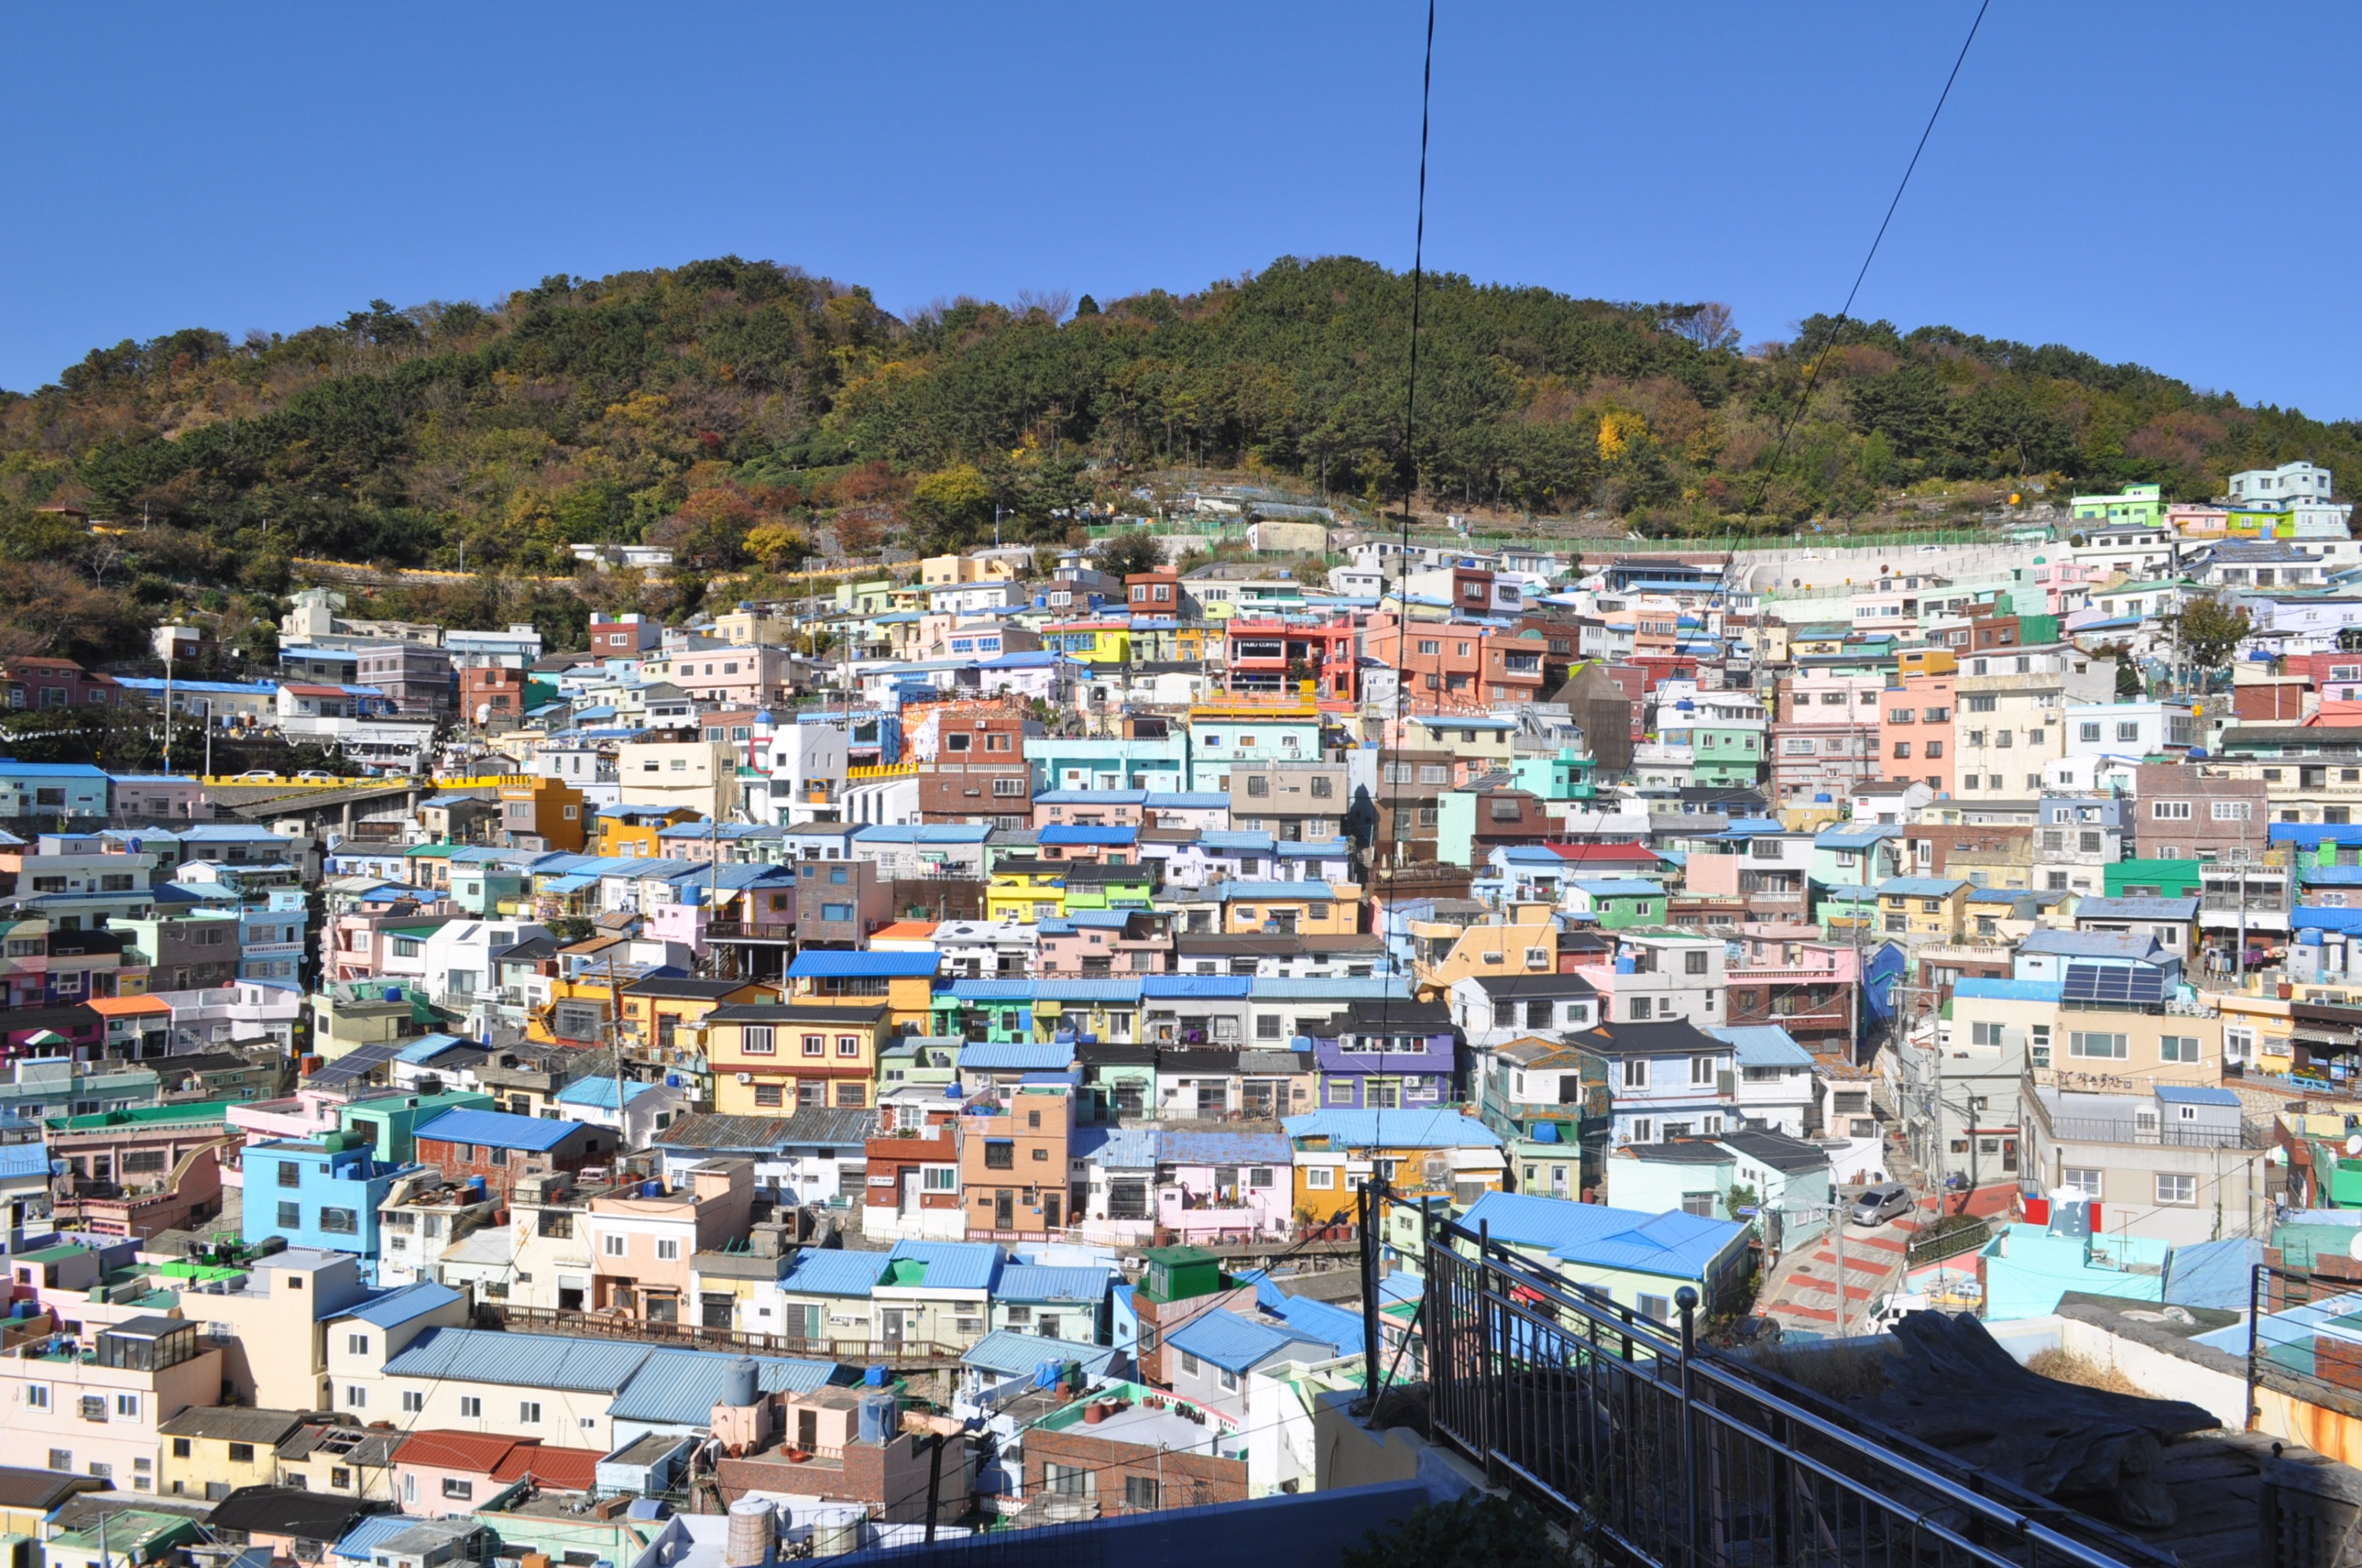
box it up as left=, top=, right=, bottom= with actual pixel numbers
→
left=899, top=1169, right=920, bottom=1217
left=882, top=1308, right=909, bottom=1348
left=994, top=1190, right=1015, bottom=1230
left=1043, top=1190, right=1062, bottom=1230
left=701, top=1293, right=735, bottom=1330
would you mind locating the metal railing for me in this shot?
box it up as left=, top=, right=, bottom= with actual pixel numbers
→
left=1420, top=1211, right=2144, bottom=1568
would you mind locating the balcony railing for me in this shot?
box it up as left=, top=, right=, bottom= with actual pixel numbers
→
left=2044, top=1115, right=2268, bottom=1150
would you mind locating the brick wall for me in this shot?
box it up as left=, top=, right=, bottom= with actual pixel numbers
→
left=1025, top=1424, right=1246, bottom=1514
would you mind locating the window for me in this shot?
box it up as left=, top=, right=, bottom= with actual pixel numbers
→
left=277, top=1202, right=301, bottom=1230
left=2152, top=801, right=2191, bottom=820
left=1680, top=1192, right=1716, bottom=1217
left=742, top=1026, right=775, bottom=1056
left=120, top=1395, right=143, bottom=1419
left=2068, top=1031, right=2127, bottom=1060
left=520, top=1400, right=542, bottom=1423
left=656, top=1238, right=680, bottom=1261
left=345, top=1386, right=365, bottom=1408
left=1305, top=1166, right=1335, bottom=1189
left=458, top=1396, right=483, bottom=1418
left=2116, top=721, right=2141, bottom=742
left=753, top=1083, right=784, bottom=1108
left=1690, top=1055, right=1716, bottom=1085
left=346, top=1333, right=369, bottom=1356
left=1621, top=1057, right=1648, bottom=1090
left=402, top=1391, right=424, bottom=1413
left=1892, top=742, right=1911, bottom=760
left=602, top=1233, right=628, bottom=1256
left=2159, top=1035, right=2201, bottom=1063
left=802, top=1034, right=825, bottom=1057
left=1636, top=1294, right=1671, bottom=1324
left=277, top=1160, right=302, bottom=1189
left=2155, top=1174, right=2197, bottom=1206
left=443, top=1478, right=476, bottom=1500
left=2212, top=801, right=2253, bottom=821
left=986, top=1141, right=1015, bottom=1170
left=838, top=1034, right=862, bottom=1057
left=1180, top=1352, right=1200, bottom=1377
left=319, top=1207, right=357, bottom=1235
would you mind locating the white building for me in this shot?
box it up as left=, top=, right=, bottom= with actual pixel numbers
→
left=2229, top=460, right=2335, bottom=508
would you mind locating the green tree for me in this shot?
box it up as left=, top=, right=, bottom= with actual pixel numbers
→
left=907, top=463, right=994, bottom=549
left=1345, top=1496, right=1558, bottom=1568
left=1090, top=529, right=1165, bottom=579
left=2175, top=594, right=2253, bottom=669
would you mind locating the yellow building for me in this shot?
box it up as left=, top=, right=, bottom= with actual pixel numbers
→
left=598, top=804, right=703, bottom=859
left=1215, top=880, right=1361, bottom=936
left=1876, top=877, right=1971, bottom=941
left=705, top=1000, right=892, bottom=1115
left=1284, top=1109, right=1507, bottom=1225
left=1894, top=647, right=1960, bottom=678
left=620, top=975, right=779, bottom=1056
left=987, top=859, right=1068, bottom=923
left=159, top=1407, right=309, bottom=1500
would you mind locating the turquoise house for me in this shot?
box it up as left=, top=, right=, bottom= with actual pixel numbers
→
left=1567, top=879, right=1668, bottom=928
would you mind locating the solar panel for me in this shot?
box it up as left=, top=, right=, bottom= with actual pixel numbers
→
left=304, top=1041, right=399, bottom=1087
left=2060, top=963, right=2164, bottom=1005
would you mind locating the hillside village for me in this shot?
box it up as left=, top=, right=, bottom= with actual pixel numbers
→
left=11, top=459, right=2362, bottom=1559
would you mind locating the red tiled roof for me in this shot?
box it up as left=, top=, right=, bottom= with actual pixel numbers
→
left=492, top=1444, right=598, bottom=1489
left=391, top=1430, right=524, bottom=1472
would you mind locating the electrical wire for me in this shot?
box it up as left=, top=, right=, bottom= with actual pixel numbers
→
left=1744, top=0, right=1993, bottom=521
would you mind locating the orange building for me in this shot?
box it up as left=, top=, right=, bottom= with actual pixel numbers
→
left=494, top=777, right=587, bottom=852
left=959, top=1081, right=1075, bottom=1240
left=1878, top=671, right=1957, bottom=798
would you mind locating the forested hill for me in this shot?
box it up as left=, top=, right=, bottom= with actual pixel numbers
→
left=0, top=253, right=2354, bottom=661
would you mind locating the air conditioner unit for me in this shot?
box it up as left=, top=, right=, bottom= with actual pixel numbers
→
left=736, top=1073, right=753, bottom=1085
left=1420, top=1155, right=1451, bottom=1184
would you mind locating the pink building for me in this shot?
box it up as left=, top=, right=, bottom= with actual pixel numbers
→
left=583, top=1159, right=756, bottom=1321
left=1154, top=1131, right=1294, bottom=1243
left=392, top=1430, right=600, bottom=1514
left=1037, top=912, right=1172, bottom=977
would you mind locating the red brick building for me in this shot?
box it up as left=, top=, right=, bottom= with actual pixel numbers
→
left=410, top=1108, right=614, bottom=1201
left=920, top=711, right=1033, bottom=827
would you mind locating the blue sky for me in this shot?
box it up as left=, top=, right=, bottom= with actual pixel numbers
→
left=3, top=3, right=2353, bottom=417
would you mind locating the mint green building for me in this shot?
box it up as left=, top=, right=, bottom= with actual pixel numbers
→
left=1568, top=879, right=1669, bottom=928
left=2069, top=483, right=2165, bottom=528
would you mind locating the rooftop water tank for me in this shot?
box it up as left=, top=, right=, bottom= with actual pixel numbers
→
left=856, top=1390, right=898, bottom=1445
left=1533, top=1122, right=1560, bottom=1145
left=720, top=1355, right=759, bottom=1408
left=723, top=1499, right=776, bottom=1568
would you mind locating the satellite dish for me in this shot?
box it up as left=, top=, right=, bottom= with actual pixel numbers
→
left=2345, top=1133, right=2360, bottom=1158
left=2347, top=1230, right=2362, bottom=1263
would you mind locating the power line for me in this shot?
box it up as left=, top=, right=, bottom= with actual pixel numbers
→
left=1745, top=0, right=1993, bottom=520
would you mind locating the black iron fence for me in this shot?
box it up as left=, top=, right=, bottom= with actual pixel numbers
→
left=1418, top=1211, right=2144, bottom=1568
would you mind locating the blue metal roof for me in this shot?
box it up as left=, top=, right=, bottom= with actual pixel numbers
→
left=945, top=978, right=1145, bottom=1004
left=883, top=1240, right=1003, bottom=1292
left=1038, top=826, right=1138, bottom=845
left=1138, top=975, right=1253, bottom=999
left=962, top=1329, right=1120, bottom=1380
left=1248, top=978, right=1410, bottom=1002
left=609, top=1348, right=839, bottom=1423
left=1068, top=1126, right=1161, bottom=1166
left=2305, top=867, right=2362, bottom=886
left=2273, top=824, right=2362, bottom=849
left=2070, top=896, right=2201, bottom=918
left=384, top=1327, right=653, bottom=1391
left=412, top=1108, right=587, bottom=1152
left=1281, top=1111, right=1503, bottom=1149
left=2164, top=1237, right=2264, bottom=1311
left=1211, top=880, right=1336, bottom=900
left=331, top=1518, right=420, bottom=1562
left=554, top=1078, right=660, bottom=1111
left=778, top=1249, right=889, bottom=1299
left=788, top=951, right=940, bottom=979
left=1572, top=879, right=1664, bottom=897
left=339, top=1281, right=461, bottom=1329
left=1875, top=877, right=1970, bottom=897
left=1268, top=1293, right=1365, bottom=1353
left=1815, top=826, right=1902, bottom=849
left=2154, top=1084, right=2239, bottom=1106
left=1459, top=1191, right=1748, bottom=1280
left=994, top=1265, right=1113, bottom=1304
left=1951, top=977, right=2064, bottom=1001
left=957, top=1041, right=1078, bottom=1072
left=1707, top=1025, right=1812, bottom=1068
left=1163, top=1310, right=1335, bottom=1374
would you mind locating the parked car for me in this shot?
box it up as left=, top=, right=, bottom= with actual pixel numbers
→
left=1849, top=1182, right=1912, bottom=1227
left=229, top=770, right=280, bottom=782
left=293, top=771, right=339, bottom=781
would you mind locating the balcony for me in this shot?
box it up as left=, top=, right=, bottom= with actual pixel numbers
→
left=2044, top=1115, right=2270, bottom=1151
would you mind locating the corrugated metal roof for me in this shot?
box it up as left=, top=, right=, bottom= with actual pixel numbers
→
left=1706, top=1025, right=1812, bottom=1068
left=1068, top=1126, right=1161, bottom=1167
left=1163, top=1310, right=1332, bottom=1374
left=957, top=1041, right=1076, bottom=1071
left=383, top=1327, right=650, bottom=1392
left=944, top=979, right=1144, bottom=1003
left=337, top=1282, right=461, bottom=1329
left=883, top=1240, right=1002, bottom=1292
left=331, top=1517, right=420, bottom=1562
left=1952, top=978, right=2064, bottom=1001
left=1280, top=1110, right=1502, bottom=1148
left=777, top=1248, right=888, bottom=1299
left=412, top=1108, right=587, bottom=1152
left=1267, top=1294, right=1362, bottom=1353
left=1138, top=975, right=1253, bottom=998
left=1875, top=877, right=1970, bottom=897
left=1459, top=1191, right=1747, bottom=1279
left=608, top=1348, right=838, bottom=1423
left=554, top=1078, right=660, bottom=1111
left=961, top=1329, right=1120, bottom=1380
left=654, top=1109, right=875, bottom=1151
left=2154, top=1084, right=2240, bottom=1106
left=787, top=951, right=941, bottom=978
left=994, top=1265, right=1113, bottom=1304
left=1247, top=978, right=1410, bottom=1002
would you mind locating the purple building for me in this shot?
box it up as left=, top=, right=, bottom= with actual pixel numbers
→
left=1311, top=998, right=1461, bottom=1111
